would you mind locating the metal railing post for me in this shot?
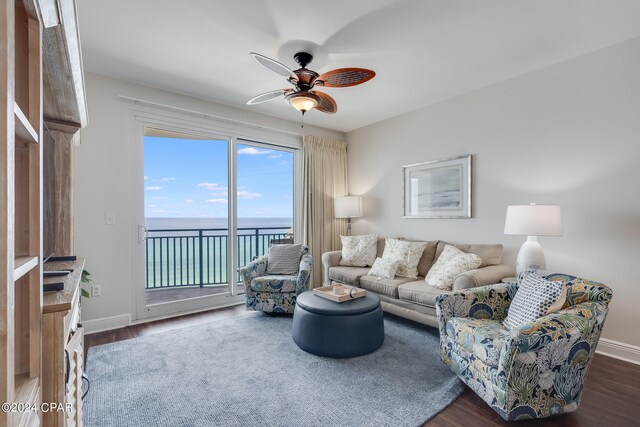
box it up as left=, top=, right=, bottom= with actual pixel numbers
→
left=255, top=228, right=260, bottom=259
left=199, top=229, right=204, bottom=288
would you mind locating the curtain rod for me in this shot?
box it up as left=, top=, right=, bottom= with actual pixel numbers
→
left=117, top=95, right=304, bottom=137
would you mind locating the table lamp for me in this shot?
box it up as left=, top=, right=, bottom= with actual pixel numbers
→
left=334, top=196, right=362, bottom=236
left=504, top=203, right=562, bottom=274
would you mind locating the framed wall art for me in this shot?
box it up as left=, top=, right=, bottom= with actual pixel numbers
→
left=403, top=154, right=471, bottom=219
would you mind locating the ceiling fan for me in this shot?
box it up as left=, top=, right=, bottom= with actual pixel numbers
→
left=246, top=51, right=375, bottom=116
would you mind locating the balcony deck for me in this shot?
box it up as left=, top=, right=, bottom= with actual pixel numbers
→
left=144, top=226, right=291, bottom=305
left=144, top=285, right=233, bottom=305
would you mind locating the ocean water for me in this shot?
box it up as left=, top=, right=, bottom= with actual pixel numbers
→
left=145, top=217, right=293, bottom=230
left=144, top=217, right=293, bottom=288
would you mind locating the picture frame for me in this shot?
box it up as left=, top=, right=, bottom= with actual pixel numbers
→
left=403, top=154, right=471, bottom=219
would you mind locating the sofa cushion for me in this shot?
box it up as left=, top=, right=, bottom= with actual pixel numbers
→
left=381, top=238, right=428, bottom=279
left=359, top=275, right=415, bottom=298
left=446, top=318, right=506, bottom=367
left=426, top=244, right=482, bottom=290
left=339, top=233, right=378, bottom=267
left=398, top=280, right=450, bottom=307
left=368, top=257, right=400, bottom=279
left=329, top=266, right=370, bottom=286
left=435, top=242, right=503, bottom=267
left=250, top=275, right=298, bottom=293
left=415, top=240, right=440, bottom=277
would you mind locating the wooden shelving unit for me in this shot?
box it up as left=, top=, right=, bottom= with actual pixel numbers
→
left=1, top=0, right=44, bottom=426
left=42, top=258, right=85, bottom=427
left=14, top=102, right=38, bottom=144
left=14, top=255, right=38, bottom=281
left=2, top=0, right=86, bottom=424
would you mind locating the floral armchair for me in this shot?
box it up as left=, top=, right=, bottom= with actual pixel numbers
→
left=239, top=246, right=312, bottom=314
left=435, top=271, right=612, bottom=421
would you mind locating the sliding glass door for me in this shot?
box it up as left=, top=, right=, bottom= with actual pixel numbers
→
left=235, top=140, right=295, bottom=294
left=133, top=125, right=298, bottom=319
left=142, top=129, right=231, bottom=307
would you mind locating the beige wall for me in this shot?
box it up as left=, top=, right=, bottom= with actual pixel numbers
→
left=75, top=73, right=344, bottom=326
left=346, top=38, right=640, bottom=351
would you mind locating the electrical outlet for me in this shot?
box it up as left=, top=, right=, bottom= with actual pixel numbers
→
left=106, top=212, right=116, bottom=225
left=90, top=284, right=101, bottom=297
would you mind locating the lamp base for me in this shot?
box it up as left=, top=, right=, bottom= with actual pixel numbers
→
left=516, top=236, right=546, bottom=275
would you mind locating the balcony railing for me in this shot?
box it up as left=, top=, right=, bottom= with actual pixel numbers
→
left=145, top=227, right=291, bottom=289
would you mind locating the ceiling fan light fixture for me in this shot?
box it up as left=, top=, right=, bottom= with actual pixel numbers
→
left=286, top=92, right=319, bottom=113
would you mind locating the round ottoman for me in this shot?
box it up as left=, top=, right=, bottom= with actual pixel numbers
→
left=292, top=290, right=384, bottom=358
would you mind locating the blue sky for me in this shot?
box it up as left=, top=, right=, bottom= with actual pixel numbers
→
left=144, top=136, right=293, bottom=218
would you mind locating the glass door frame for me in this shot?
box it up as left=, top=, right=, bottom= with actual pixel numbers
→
left=128, top=109, right=302, bottom=321
left=232, top=138, right=301, bottom=295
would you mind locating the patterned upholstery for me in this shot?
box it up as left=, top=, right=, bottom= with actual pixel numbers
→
left=446, top=318, right=506, bottom=367
left=435, top=271, right=612, bottom=421
left=240, top=246, right=312, bottom=314
left=250, top=276, right=298, bottom=293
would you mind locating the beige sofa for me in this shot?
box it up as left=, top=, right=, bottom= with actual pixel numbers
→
left=321, top=239, right=515, bottom=328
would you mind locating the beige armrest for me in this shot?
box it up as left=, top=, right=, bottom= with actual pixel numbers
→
left=452, top=264, right=516, bottom=291
left=321, top=250, right=342, bottom=285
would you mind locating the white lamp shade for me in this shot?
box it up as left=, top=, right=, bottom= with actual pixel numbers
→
left=334, top=196, right=362, bottom=218
left=504, top=204, right=562, bottom=236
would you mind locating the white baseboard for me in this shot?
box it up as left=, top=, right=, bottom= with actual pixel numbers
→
left=82, top=301, right=245, bottom=335
left=82, top=313, right=131, bottom=335
left=596, top=338, right=640, bottom=365
left=129, top=300, right=244, bottom=326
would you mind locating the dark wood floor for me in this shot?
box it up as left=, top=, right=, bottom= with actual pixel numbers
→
left=85, top=306, right=640, bottom=426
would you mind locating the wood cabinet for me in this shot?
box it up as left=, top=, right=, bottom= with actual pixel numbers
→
left=42, top=259, right=84, bottom=427
left=1, top=0, right=44, bottom=426
left=2, top=0, right=86, bottom=425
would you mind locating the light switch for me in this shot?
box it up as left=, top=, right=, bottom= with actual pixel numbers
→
left=106, top=212, right=116, bottom=225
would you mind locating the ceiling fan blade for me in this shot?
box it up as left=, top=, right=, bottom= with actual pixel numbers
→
left=311, top=91, right=337, bottom=114
left=250, top=52, right=297, bottom=80
left=246, top=89, right=290, bottom=105
left=316, top=68, right=375, bottom=88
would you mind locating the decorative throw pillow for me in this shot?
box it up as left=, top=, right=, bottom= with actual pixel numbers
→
left=267, top=243, right=303, bottom=275
left=503, top=272, right=567, bottom=330
left=368, top=257, right=400, bottom=280
left=425, top=244, right=482, bottom=290
left=339, top=233, right=378, bottom=267
left=381, top=238, right=428, bottom=279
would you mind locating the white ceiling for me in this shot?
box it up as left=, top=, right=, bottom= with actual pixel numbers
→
left=77, top=0, right=640, bottom=133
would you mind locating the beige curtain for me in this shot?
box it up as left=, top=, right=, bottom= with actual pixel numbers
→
left=302, top=135, right=348, bottom=287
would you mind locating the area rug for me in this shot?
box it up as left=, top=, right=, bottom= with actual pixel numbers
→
left=84, top=313, right=464, bottom=427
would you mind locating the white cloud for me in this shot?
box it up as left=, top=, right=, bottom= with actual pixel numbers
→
left=237, top=190, right=262, bottom=199
left=206, top=198, right=228, bottom=204
left=209, top=190, right=227, bottom=197
left=237, top=147, right=272, bottom=155
left=151, top=209, right=166, bottom=213
left=185, top=199, right=194, bottom=204
left=267, top=153, right=283, bottom=159
left=145, top=186, right=162, bottom=191
left=151, top=196, right=168, bottom=200
left=144, top=176, right=149, bottom=180
left=197, top=182, right=222, bottom=190
left=155, top=177, right=175, bottom=182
